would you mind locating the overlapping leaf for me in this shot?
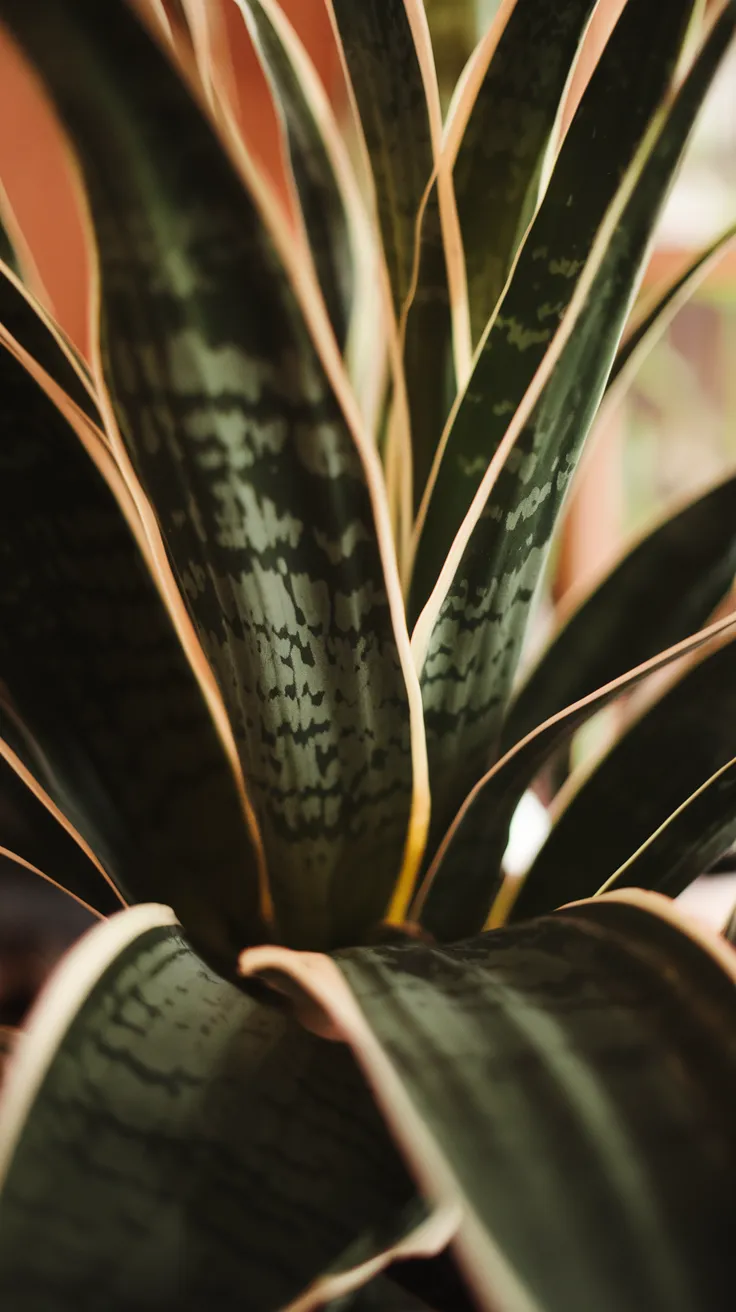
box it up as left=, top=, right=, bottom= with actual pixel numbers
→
left=0, top=262, right=100, bottom=423
left=503, top=474, right=736, bottom=752
left=608, top=220, right=736, bottom=402
left=246, top=894, right=736, bottom=1312
left=0, top=0, right=421, bottom=951
left=0, top=747, right=118, bottom=916
left=601, top=756, right=736, bottom=902
left=450, top=0, right=598, bottom=346
left=239, top=0, right=353, bottom=350
left=0, top=218, right=18, bottom=278
left=412, top=2, right=733, bottom=870
left=0, top=909, right=435, bottom=1312
left=327, top=0, right=454, bottom=512
left=513, top=636, right=736, bottom=921
left=417, top=611, right=736, bottom=941
left=0, top=337, right=262, bottom=970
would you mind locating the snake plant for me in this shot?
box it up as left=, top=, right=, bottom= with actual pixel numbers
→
left=0, top=1, right=735, bottom=1308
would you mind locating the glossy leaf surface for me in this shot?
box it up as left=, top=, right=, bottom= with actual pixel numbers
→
left=515, top=637, right=736, bottom=921
left=0, top=911, right=422, bottom=1311
left=0, top=339, right=262, bottom=970
left=503, top=474, right=736, bottom=752
left=0, top=0, right=418, bottom=950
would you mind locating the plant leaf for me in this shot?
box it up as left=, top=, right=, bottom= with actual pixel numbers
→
left=411, top=0, right=702, bottom=618
left=0, top=218, right=18, bottom=277
left=514, top=635, right=736, bottom=922
left=0, top=905, right=447, bottom=1311
left=243, top=892, right=736, bottom=1312
left=0, top=336, right=263, bottom=971
left=237, top=0, right=353, bottom=351
left=502, top=474, right=736, bottom=753
left=0, top=262, right=101, bottom=424
left=326, top=0, right=434, bottom=321
left=410, top=2, right=733, bottom=870
left=600, top=755, right=736, bottom=902
left=448, top=0, right=598, bottom=348
left=416, top=610, right=736, bottom=942
left=0, top=0, right=426, bottom=951
left=0, top=747, right=119, bottom=916
left=725, top=900, right=736, bottom=945
left=607, top=220, right=736, bottom=404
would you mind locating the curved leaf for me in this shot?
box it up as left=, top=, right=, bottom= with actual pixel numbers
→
left=238, top=0, right=353, bottom=351
left=244, top=893, right=736, bottom=1312
left=608, top=220, right=736, bottom=403
left=0, top=337, right=262, bottom=971
left=601, top=755, right=736, bottom=902
left=0, top=747, right=119, bottom=916
left=416, top=611, right=736, bottom=942
left=0, top=0, right=425, bottom=951
left=410, top=0, right=701, bottom=618
left=449, top=0, right=598, bottom=347
left=502, top=474, right=736, bottom=752
left=514, top=635, right=736, bottom=922
left=0, top=262, right=100, bottom=424
left=411, top=5, right=734, bottom=870
left=0, top=906, right=449, bottom=1312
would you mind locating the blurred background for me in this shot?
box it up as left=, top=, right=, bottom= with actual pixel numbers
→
left=0, top=0, right=734, bottom=1048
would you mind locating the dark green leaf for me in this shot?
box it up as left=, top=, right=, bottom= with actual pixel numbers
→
left=0, top=263, right=101, bottom=424
left=725, top=900, right=736, bottom=945
left=452, top=0, right=598, bottom=346
left=327, top=0, right=454, bottom=513
left=602, top=756, right=736, bottom=901
left=0, top=746, right=119, bottom=916
left=0, top=909, right=424, bottom=1311
left=514, top=637, right=736, bottom=921
left=0, top=338, right=262, bottom=971
left=418, top=612, right=736, bottom=941
left=0, top=216, right=19, bottom=279
left=274, top=896, right=736, bottom=1312
left=608, top=221, right=736, bottom=400
left=0, top=0, right=419, bottom=951
left=241, top=0, right=353, bottom=349
left=412, top=3, right=733, bottom=875
left=424, top=0, right=476, bottom=105
left=328, top=0, right=434, bottom=320
left=502, top=474, right=736, bottom=752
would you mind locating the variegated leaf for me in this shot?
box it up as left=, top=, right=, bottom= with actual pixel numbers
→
left=0, top=336, right=263, bottom=971
left=450, top=0, right=598, bottom=347
left=244, top=893, right=736, bottom=1312
left=0, top=0, right=423, bottom=951
left=412, top=2, right=733, bottom=872
left=0, top=906, right=437, bottom=1311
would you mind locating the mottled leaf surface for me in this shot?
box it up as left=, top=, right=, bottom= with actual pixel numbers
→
left=515, top=638, right=736, bottom=921
left=335, top=897, right=736, bottom=1312
left=411, top=0, right=699, bottom=616
left=453, top=0, right=597, bottom=346
left=329, top=0, right=434, bottom=320
left=0, top=264, right=100, bottom=423
left=503, top=475, right=736, bottom=752
left=0, top=340, right=262, bottom=970
left=0, top=0, right=417, bottom=951
left=0, top=918, right=419, bottom=1311
left=414, top=3, right=731, bottom=872
left=242, top=0, right=353, bottom=349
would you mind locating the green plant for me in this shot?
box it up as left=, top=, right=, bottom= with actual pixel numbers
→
left=0, top=0, right=735, bottom=1307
